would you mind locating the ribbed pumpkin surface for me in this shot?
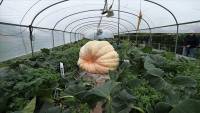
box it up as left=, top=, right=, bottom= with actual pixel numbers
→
left=78, top=40, right=119, bottom=74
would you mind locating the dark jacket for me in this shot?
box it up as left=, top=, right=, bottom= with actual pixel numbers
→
left=183, top=35, right=199, bottom=48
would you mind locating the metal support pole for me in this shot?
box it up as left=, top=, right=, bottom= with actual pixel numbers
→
left=144, top=0, right=179, bottom=53
left=158, top=43, right=161, bottom=50
left=128, top=33, right=130, bottom=41
left=69, top=32, right=72, bottom=43
left=74, top=33, right=77, bottom=42
left=51, top=29, right=55, bottom=48
left=77, top=33, right=79, bottom=41
left=149, top=28, right=152, bottom=46
left=117, top=0, right=120, bottom=45
left=63, top=31, right=66, bottom=44
left=29, top=25, right=34, bottom=56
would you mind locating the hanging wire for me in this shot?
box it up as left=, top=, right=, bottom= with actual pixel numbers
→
left=136, top=0, right=142, bottom=31
left=0, top=0, right=3, bottom=5
left=136, top=0, right=143, bottom=45
left=102, top=0, right=108, bottom=14
left=106, top=0, right=115, bottom=17
left=98, top=0, right=115, bottom=37
left=109, top=0, right=114, bottom=10
left=102, top=0, right=114, bottom=14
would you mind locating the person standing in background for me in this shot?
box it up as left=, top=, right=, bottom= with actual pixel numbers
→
left=183, top=33, right=199, bottom=58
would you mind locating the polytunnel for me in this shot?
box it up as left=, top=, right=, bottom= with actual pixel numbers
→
left=0, top=0, right=200, bottom=113
left=0, top=0, right=200, bottom=61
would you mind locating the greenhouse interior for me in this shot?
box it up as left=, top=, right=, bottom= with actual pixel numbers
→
left=0, top=0, right=200, bottom=113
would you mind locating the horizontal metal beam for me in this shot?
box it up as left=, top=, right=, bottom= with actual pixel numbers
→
left=0, top=21, right=72, bottom=33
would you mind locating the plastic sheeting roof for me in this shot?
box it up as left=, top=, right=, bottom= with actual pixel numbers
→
left=0, top=0, right=200, bottom=61
left=0, top=0, right=200, bottom=34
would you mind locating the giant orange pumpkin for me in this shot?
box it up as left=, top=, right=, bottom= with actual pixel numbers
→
left=78, top=40, right=119, bottom=74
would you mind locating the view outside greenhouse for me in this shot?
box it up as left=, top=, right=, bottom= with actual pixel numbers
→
left=0, top=0, right=200, bottom=113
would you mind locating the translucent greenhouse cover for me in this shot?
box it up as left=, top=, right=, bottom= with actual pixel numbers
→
left=0, top=0, right=200, bottom=33
left=0, top=0, right=200, bottom=61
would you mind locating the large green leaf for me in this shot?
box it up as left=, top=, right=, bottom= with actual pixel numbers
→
left=165, top=90, right=181, bottom=105
left=169, top=99, right=200, bottom=113
left=126, top=78, right=142, bottom=89
left=84, top=81, right=121, bottom=112
left=87, top=81, right=120, bottom=99
left=87, top=81, right=138, bottom=113
left=105, top=89, right=138, bottom=113
left=144, top=56, right=164, bottom=77
left=144, top=73, right=168, bottom=90
left=144, top=59, right=155, bottom=70
left=147, top=68, right=164, bottom=77
left=155, top=102, right=173, bottom=113
left=110, top=61, right=131, bottom=81
left=172, top=76, right=197, bottom=87
left=22, top=97, right=36, bottom=113
left=149, top=54, right=166, bottom=66
left=117, top=90, right=136, bottom=103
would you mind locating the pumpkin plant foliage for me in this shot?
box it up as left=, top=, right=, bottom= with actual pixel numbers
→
left=0, top=39, right=200, bottom=113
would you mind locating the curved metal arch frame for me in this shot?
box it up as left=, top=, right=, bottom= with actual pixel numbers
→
left=70, top=22, right=125, bottom=42
left=78, top=25, right=117, bottom=35
left=27, top=2, right=152, bottom=55
left=78, top=25, right=129, bottom=40
left=63, top=20, right=126, bottom=44
left=52, top=9, right=151, bottom=32
left=20, top=0, right=42, bottom=32
left=0, top=0, right=42, bottom=37
left=71, top=24, right=117, bottom=42
left=70, top=20, right=129, bottom=33
left=63, top=16, right=136, bottom=44
left=65, top=25, right=117, bottom=43
left=64, top=16, right=136, bottom=32
left=76, top=24, right=118, bottom=36
left=144, top=0, right=179, bottom=53
left=28, top=0, right=69, bottom=56
left=76, top=24, right=124, bottom=41
left=50, top=9, right=152, bottom=45
left=30, top=12, right=133, bottom=37
left=28, top=4, right=152, bottom=46
left=5, top=0, right=180, bottom=57
left=64, top=20, right=129, bottom=47
left=19, top=0, right=42, bottom=54
left=75, top=25, right=117, bottom=40
left=76, top=23, right=130, bottom=35
left=33, top=9, right=136, bottom=32
left=78, top=25, right=118, bottom=36
left=75, top=23, right=126, bottom=35
left=30, top=0, right=69, bottom=26
left=78, top=25, right=130, bottom=40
